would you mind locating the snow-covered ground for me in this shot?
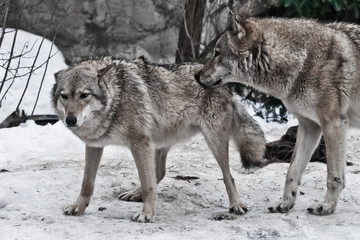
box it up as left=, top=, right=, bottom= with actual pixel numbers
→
left=1, top=30, right=360, bottom=240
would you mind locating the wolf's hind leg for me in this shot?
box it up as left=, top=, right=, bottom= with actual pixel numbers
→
left=307, top=115, right=348, bottom=215
left=203, top=128, right=248, bottom=215
left=64, top=146, right=103, bottom=216
left=268, top=117, right=321, bottom=213
left=119, top=147, right=170, bottom=202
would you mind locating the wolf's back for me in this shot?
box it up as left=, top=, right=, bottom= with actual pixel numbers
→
left=326, top=22, right=360, bottom=53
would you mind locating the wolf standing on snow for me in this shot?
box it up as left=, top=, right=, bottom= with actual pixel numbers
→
left=195, top=9, right=360, bottom=215
left=51, top=57, right=265, bottom=222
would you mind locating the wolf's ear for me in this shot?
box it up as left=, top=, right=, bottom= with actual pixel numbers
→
left=98, top=63, right=115, bottom=78
left=229, top=9, right=247, bottom=39
left=54, top=70, right=65, bottom=82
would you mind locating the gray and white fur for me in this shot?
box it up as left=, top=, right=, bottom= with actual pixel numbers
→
left=51, top=57, right=266, bottom=223
left=196, top=9, right=360, bottom=215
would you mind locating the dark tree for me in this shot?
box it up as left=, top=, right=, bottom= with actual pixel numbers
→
left=175, top=0, right=206, bottom=63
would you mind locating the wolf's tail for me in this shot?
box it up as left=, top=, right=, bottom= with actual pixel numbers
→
left=231, top=95, right=266, bottom=168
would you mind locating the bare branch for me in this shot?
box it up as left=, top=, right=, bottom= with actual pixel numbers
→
left=0, top=40, right=37, bottom=68
left=1, top=50, right=60, bottom=82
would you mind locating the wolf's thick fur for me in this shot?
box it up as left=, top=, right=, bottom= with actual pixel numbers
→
left=51, top=57, right=265, bottom=222
left=196, top=11, right=360, bottom=215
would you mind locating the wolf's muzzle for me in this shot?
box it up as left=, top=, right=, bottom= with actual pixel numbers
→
left=194, top=72, right=206, bottom=87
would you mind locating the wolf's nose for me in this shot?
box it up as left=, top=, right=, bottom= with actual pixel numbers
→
left=194, top=72, right=200, bottom=82
left=65, top=116, right=77, bottom=127
left=194, top=72, right=206, bottom=87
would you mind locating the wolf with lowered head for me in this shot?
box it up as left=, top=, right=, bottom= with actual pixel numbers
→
left=195, top=9, right=360, bottom=215
left=51, top=57, right=266, bottom=223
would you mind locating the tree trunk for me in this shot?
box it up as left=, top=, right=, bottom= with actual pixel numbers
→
left=175, top=0, right=206, bottom=63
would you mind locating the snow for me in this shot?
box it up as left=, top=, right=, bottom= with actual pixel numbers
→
left=1, top=30, right=360, bottom=240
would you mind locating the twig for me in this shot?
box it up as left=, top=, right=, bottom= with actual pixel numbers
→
left=2, top=50, right=59, bottom=82
left=0, top=40, right=37, bottom=68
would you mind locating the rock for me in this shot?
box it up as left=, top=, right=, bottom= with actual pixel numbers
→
left=0, top=109, right=26, bottom=129
left=265, top=126, right=327, bottom=164
left=6, top=0, right=183, bottom=64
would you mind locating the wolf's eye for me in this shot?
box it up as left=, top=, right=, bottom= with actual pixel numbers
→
left=214, top=50, right=220, bottom=57
left=60, top=94, right=68, bottom=100
left=80, top=93, right=90, bottom=99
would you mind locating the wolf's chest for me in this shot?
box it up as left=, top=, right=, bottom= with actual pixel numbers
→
left=72, top=128, right=130, bottom=148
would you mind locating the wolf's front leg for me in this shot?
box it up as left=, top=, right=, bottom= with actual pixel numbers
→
left=64, top=146, right=103, bottom=216
left=129, top=136, right=157, bottom=223
left=268, top=117, right=321, bottom=213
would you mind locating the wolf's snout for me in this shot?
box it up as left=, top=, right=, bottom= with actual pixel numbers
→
left=194, top=72, right=200, bottom=82
left=66, top=115, right=77, bottom=127
left=194, top=72, right=206, bottom=87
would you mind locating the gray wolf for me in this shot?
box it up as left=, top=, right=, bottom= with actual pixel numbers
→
left=195, top=9, right=360, bottom=215
left=51, top=56, right=266, bottom=222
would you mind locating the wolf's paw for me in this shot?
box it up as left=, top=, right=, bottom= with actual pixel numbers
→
left=229, top=203, right=248, bottom=215
left=131, top=212, right=154, bottom=223
left=119, top=187, right=143, bottom=202
left=63, top=203, right=86, bottom=216
left=307, top=203, right=335, bottom=215
left=268, top=200, right=294, bottom=213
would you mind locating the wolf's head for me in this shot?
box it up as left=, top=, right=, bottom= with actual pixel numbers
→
left=51, top=63, right=114, bottom=128
left=195, top=9, right=263, bottom=87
